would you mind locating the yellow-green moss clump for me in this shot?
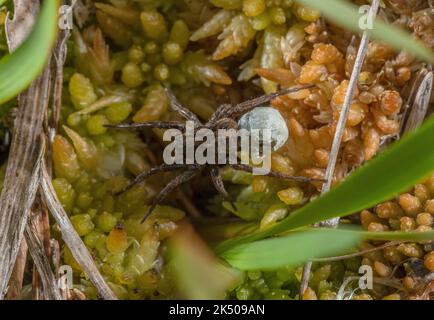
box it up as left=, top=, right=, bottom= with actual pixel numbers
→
left=45, top=0, right=433, bottom=300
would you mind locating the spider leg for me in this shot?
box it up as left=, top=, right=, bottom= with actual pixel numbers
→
left=209, top=118, right=239, bottom=130
left=226, top=84, right=315, bottom=118
left=208, top=103, right=232, bottom=125
left=141, top=169, right=200, bottom=223
left=229, top=164, right=324, bottom=183
left=210, top=167, right=237, bottom=211
left=164, top=87, right=202, bottom=125
left=106, top=121, right=186, bottom=130
left=116, top=163, right=199, bottom=196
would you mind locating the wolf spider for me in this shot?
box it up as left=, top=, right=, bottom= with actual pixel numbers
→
left=108, top=84, right=316, bottom=222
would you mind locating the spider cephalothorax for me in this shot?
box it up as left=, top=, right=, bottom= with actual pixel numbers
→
left=108, top=84, right=316, bottom=222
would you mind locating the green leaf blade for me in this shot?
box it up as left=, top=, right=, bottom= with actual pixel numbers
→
left=221, top=229, right=362, bottom=270
left=221, top=228, right=434, bottom=270
left=0, top=0, right=59, bottom=104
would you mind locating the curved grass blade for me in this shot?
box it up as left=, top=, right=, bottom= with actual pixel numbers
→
left=216, top=114, right=434, bottom=253
left=295, top=0, right=434, bottom=64
left=221, top=228, right=434, bottom=270
left=0, top=0, right=59, bottom=104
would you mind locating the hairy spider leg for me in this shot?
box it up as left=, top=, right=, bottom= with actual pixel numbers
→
left=229, top=163, right=324, bottom=183
left=105, top=121, right=186, bottom=130
left=226, top=84, right=315, bottom=119
left=141, top=169, right=201, bottom=223
left=210, top=167, right=237, bottom=211
left=164, top=87, right=202, bottom=125
left=206, top=85, right=315, bottom=126
left=115, top=163, right=201, bottom=196
left=207, top=103, right=232, bottom=125
left=209, top=118, right=239, bottom=130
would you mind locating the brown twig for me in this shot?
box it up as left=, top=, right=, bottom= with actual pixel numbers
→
left=313, top=241, right=402, bottom=262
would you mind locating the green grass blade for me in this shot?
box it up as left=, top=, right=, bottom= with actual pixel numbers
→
left=0, top=0, right=59, bottom=104
left=221, top=229, right=362, bottom=270
left=221, top=228, right=434, bottom=270
left=295, top=0, right=433, bottom=64
left=216, top=114, right=434, bottom=253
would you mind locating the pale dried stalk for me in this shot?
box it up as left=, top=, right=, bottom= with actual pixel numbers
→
left=50, top=27, right=71, bottom=143
left=299, top=0, right=381, bottom=298
left=49, top=0, right=73, bottom=140
left=0, top=0, right=49, bottom=299
left=29, top=7, right=72, bottom=299
left=43, top=3, right=115, bottom=299
left=26, top=139, right=61, bottom=300
left=29, top=5, right=71, bottom=300
left=1, top=0, right=115, bottom=300
left=46, top=7, right=72, bottom=179
left=25, top=210, right=62, bottom=300
left=3, top=0, right=62, bottom=300
left=28, top=194, right=59, bottom=300
left=40, top=163, right=117, bottom=300
left=0, top=69, right=51, bottom=299
left=320, top=0, right=381, bottom=227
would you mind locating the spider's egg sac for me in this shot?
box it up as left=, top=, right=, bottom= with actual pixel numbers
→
left=238, top=106, right=289, bottom=152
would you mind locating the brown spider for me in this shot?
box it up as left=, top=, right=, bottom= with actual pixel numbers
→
left=107, top=84, right=316, bottom=222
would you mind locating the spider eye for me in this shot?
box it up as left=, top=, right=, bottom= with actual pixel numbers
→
left=238, top=106, right=289, bottom=151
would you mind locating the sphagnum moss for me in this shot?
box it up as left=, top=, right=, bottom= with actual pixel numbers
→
left=3, top=0, right=425, bottom=300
